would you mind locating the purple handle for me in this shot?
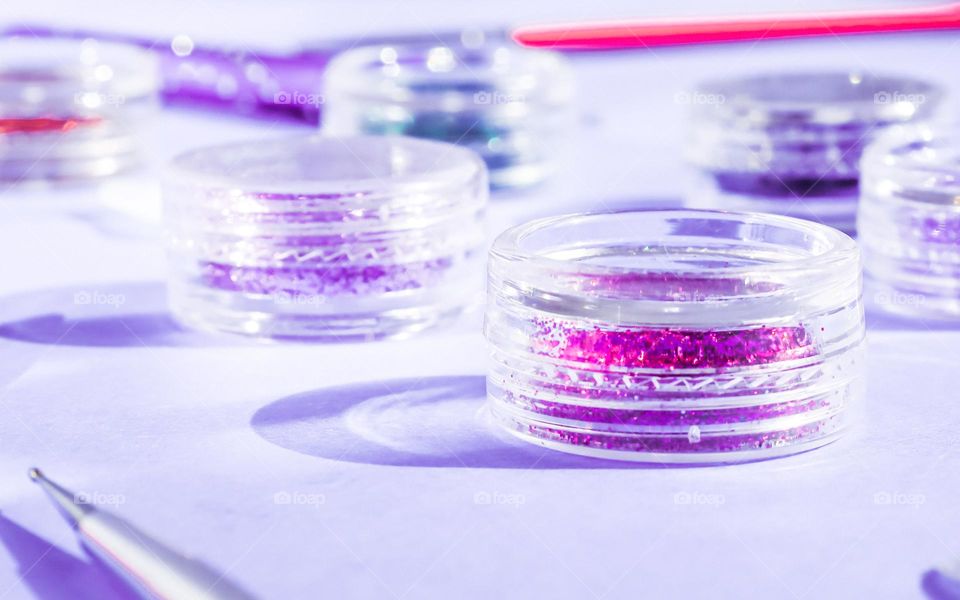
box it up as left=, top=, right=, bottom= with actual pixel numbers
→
left=3, top=26, right=506, bottom=123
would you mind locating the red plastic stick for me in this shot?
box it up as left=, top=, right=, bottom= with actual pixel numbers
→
left=512, top=3, right=960, bottom=50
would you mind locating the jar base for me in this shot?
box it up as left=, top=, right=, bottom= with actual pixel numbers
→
left=168, top=287, right=467, bottom=341
left=866, top=277, right=960, bottom=321
left=490, top=402, right=847, bottom=465
left=688, top=172, right=858, bottom=234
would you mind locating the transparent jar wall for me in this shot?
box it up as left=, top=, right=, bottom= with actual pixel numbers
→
left=484, top=210, right=865, bottom=463
left=322, top=43, right=574, bottom=190
left=163, top=136, right=488, bottom=340
left=683, top=72, right=944, bottom=234
left=859, top=131, right=960, bottom=319
left=0, top=38, right=160, bottom=182
left=165, top=191, right=486, bottom=339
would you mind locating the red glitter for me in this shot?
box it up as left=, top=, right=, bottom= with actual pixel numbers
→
left=0, top=116, right=102, bottom=135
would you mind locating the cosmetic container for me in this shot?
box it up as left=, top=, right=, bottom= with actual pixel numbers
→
left=859, top=126, right=960, bottom=319
left=164, top=135, right=488, bottom=339
left=322, top=38, right=573, bottom=189
left=485, top=209, right=865, bottom=463
left=686, top=72, right=942, bottom=233
left=0, top=37, right=159, bottom=182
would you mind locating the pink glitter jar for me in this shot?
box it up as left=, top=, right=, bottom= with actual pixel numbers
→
left=164, top=135, right=487, bottom=339
left=485, top=210, right=865, bottom=463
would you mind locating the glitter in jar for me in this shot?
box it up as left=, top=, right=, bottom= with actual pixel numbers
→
left=485, top=209, right=865, bottom=463
left=165, top=135, right=487, bottom=339
left=531, top=318, right=817, bottom=370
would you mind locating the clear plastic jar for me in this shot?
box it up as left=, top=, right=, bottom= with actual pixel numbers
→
left=321, top=38, right=574, bottom=190
left=164, top=135, right=488, bottom=340
left=859, top=126, right=960, bottom=319
left=485, top=210, right=865, bottom=463
left=686, top=72, right=943, bottom=233
left=0, top=37, right=159, bottom=182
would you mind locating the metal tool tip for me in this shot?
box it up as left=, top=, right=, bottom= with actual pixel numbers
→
left=28, top=468, right=42, bottom=482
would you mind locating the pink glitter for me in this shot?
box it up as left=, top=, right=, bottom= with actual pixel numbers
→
left=496, top=409, right=842, bottom=455
left=501, top=392, right=835, bottom=427
left=532, top=318, right=816, bottom=370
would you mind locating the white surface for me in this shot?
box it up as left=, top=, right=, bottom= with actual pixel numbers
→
left=2, top=2, right=960, bottom=599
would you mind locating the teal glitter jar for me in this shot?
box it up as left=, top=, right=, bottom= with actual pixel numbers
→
left=322, top=37, right=574, bottom=190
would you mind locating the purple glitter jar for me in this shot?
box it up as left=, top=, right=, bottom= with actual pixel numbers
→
left=164, top=135, right=487, bottom=339
left=685, top=72, right=942, bottom=234
left=860, top=126, right=960, bottom=319
left=485, top=210, right=865, bottom=463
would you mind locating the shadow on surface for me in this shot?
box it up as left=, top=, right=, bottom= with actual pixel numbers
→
left=252, top=375, right=676, bottom=469
left=0, top=513, right=137, bottom=600
left=865, top=307, right=960, bottom=333
left=922, top=569, right=960, bottom=600
left=0, top=282, right=235, bottom=348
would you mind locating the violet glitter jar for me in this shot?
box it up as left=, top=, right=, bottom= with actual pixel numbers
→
left=0, top=37, right=159, bottom=182
left=164, top=135, right=488, bottom=339
left=321, top=39, right=574, bottom=190
left=859, top=127, right=960, bottom=319
left=485, top=210, right=865, bottom=463
left=685, top=72, right=942, bottom=233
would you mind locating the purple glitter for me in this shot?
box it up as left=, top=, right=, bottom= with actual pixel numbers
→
left=199, top=257, right=454, bottom=296
left=185, top=187, right=474, bottom=298
left=913, top=214, right=960, bottom=245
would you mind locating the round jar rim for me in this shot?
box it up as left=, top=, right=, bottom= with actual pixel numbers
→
left=491, top=209, right=858, bottom=279
left=0, top=37, right=159, bottom=101
left=861, top=125, right=960, bottom=204
left=323, top=41, right=571, bottom=106
left=165, top=134, right=487, bottom=198
left=692, top=71, right=941, bottom=127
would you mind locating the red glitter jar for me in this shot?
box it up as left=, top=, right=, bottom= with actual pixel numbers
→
left=485, top=210, right=865, bottom=463
left=0, top=38, right=159, bottom=181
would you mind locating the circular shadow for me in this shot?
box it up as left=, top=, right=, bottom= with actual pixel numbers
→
left=251, top=375, right=657, bottom=469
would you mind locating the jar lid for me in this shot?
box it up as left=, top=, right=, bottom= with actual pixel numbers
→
left=165, top=135, right=488, bottom=233
left=0, top=37, right=159, bottom=115
left=862, top=125, right=960, bottom=205
left=323, top=41, right=573, bottom=111
left=488, top=209, right=860, bottom=326
left=693, top=71, right=942, bottom=129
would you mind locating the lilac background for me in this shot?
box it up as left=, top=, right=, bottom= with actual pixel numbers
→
left=2, top=1, right=960, bottom=598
